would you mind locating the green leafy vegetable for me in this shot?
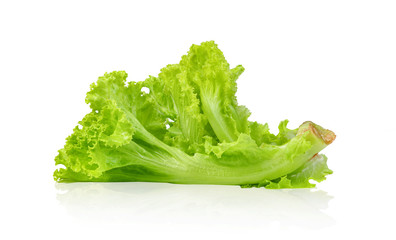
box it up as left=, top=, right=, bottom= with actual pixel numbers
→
left=54, top=41, right=335, bottom=188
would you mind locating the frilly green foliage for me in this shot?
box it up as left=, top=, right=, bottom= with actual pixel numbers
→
left=55, top=41, right=335, bottom=188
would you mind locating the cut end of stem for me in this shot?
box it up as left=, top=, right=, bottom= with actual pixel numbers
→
left=297, top=121, right=336, bottom=145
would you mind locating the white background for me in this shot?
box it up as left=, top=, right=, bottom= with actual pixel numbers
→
left=1, top=0, right=395, bottom=239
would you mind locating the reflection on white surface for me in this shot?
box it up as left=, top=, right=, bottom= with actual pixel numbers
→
left=56, top=182, right=334, bottom=229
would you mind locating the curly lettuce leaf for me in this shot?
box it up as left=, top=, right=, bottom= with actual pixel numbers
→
left=179, top=42, right=249, bottom=142
left=54, top=41, right=336, bottom=188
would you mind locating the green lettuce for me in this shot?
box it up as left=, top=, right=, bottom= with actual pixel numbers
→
left=54, top=41, right=335, bottom=188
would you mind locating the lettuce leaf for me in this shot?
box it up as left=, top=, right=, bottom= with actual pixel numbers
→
left=54, top=41, right=335, bottom=188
